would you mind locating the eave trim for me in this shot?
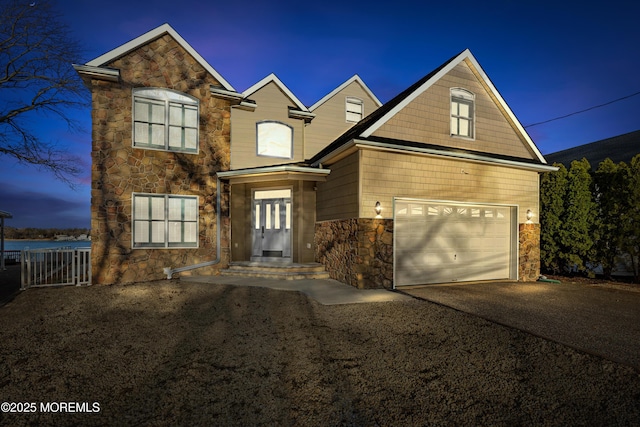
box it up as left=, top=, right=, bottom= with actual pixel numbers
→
left=209, top=86, right=244, bottom=102
left=85, top=23, right=235, bottom=91
left=217, top=165, right=331, bottom=179
left=309, top=74, right=382, bottom=111
left=242, top=73, right=308, bottom=112
left=313, top=138, right=558, bottom=172
left=73, top=64, right=120, bottom=82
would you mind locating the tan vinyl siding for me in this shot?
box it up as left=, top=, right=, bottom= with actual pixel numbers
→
left=306, top=82, right=380, bottom=158
left=316, top=152, right=360, bottom=221
left=230, top=183, right=248, bottom=261
left=231, top=81, right=305, bottom=169
left=359, top=149, right=539, bottom=224
left=372, top=61, right=534, bottom=160
left=298, top=180, right=317, bottom=262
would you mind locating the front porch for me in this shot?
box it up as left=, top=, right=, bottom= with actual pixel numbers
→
left=218, top=165, right=330, bottom=265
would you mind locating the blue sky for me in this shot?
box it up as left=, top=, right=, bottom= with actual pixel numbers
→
left=2, top=0, right=639, bottom=228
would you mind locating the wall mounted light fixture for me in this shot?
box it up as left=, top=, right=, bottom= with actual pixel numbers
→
left=526, top=209, right=533, bottom=221
left=375, top=201, right=382, bottom=215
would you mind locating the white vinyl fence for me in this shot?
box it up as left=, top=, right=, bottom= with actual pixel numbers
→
left=21, top=247, right=91, bottom=289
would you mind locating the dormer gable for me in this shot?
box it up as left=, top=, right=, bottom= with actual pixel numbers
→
left=309, top=75, right=382, bottom=112
left=239, top=73, right=314, bottom=122
left=304, top=75, right=382, bottom=158
left=230, top=74, right=313, bottom=169
left=243, top=73, right=306, bottom=110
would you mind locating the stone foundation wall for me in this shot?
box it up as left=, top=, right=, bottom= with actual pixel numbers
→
left=316, top=219, right=541, bottom=288
left=519, top=223, right=540, bottom=281
left=86, top=34, right=231, bottom=285
left=315, top=219, right=394, bottom=289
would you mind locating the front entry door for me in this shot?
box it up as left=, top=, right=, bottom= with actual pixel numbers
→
left=252, top=189, right=292, bottom=260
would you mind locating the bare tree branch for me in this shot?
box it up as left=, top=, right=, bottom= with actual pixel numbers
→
left=0, top=0, right=90, bottom=186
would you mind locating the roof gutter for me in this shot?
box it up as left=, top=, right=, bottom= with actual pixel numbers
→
left=217, top=165, right=331, bottom=178
left=314, top=139, right=558, bottom=172
left=310, top=140, right=358, bottom=168
left=209, top=86, right=244, bottom=103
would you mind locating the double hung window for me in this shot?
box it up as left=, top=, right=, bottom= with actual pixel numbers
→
left=450, top=88, right=475, bottom=139
left=133, top=194, right=198, bottom=248
left=133, top=88, right=199, bottom=153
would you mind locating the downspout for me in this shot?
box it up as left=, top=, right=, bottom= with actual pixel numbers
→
left=163, top=176, right=225, bottom=279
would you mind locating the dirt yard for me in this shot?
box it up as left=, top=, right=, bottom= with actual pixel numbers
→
left=0, top=279, right=639, bottom=426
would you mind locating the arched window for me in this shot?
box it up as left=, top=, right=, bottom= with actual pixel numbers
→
left=133, top=88, right=199, bottom=153
left=256, top=121, right=293, bottom=159
left=450, top=88, right=475, bottom=139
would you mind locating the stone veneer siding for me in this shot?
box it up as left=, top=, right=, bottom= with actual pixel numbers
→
left=317, top=219, right=540, bottom=288
left=518, top=223, right=541, bottom=281
left=315, top=219, right=394, bottom=289
left=85, top=34, right=231, bottom=285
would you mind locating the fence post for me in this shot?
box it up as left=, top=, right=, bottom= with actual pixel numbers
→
left=21, top=249, right=29, bottom=290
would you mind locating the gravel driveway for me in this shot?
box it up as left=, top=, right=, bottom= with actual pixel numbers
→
left=0, top=280, right=639, bottom=426
left=403, top=280, right=640, bottom=370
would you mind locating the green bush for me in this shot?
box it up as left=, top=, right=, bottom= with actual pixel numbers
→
left=540, top=154, right=640, bottom=282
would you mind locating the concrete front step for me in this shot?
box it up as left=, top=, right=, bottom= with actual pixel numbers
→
left=220, top=262, right=330, bottom=280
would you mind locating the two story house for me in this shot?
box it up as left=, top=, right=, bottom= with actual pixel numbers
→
left=74, top=24, right=555, bottom=288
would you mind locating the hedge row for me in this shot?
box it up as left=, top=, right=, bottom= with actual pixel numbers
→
left=540, top=155, right=640, bottom=281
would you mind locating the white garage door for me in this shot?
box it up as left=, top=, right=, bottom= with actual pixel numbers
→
left=394, top=199, right=517, bottom=287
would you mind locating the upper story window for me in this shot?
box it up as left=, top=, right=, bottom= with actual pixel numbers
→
left=345, top=97, right=364, bottom=123
left=450, top=88, right=475, bottom=139
left=256, top=121, right=293, bottom=159
left=133, top=88, right=199, bottom=153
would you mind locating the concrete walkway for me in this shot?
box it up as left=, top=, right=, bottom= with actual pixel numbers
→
left=181, top=275, right=413, bottom=305
left=403, top=281, right=640, bottom=370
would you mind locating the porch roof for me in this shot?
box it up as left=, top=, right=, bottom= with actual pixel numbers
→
left=217, top=165, right=330, bottom=183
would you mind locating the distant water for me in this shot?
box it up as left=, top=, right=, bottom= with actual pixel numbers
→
left=2, top=240, right=91, bottom=251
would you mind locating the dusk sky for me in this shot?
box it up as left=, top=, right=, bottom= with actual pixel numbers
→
left=1, top=0, right=639, bottom=228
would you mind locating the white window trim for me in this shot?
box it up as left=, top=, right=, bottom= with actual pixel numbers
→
left=132, top=88, right=200, bottom=154
left=450, top=88, right=475, bottom=140
left=132, top=193, right=199, bottom=249
left=256, top=121, right=294, bottom=159
left=345, top=97, right=364, bottom=123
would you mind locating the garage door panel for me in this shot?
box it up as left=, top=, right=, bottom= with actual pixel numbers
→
left=395, top=199, right=516, bottom=287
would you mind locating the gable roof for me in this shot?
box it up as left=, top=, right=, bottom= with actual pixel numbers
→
left=309, top=75, right=382, bottom=111
left=309, top=49, right=548, bottom=167
left=242, top=73, right=309, bottom=112
left=545, top=129, right=640, bottom=168
left=85, top=23, right=235, bottom=91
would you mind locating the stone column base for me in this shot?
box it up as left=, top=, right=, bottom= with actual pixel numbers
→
left=519, top=223, right=540, bottom=281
